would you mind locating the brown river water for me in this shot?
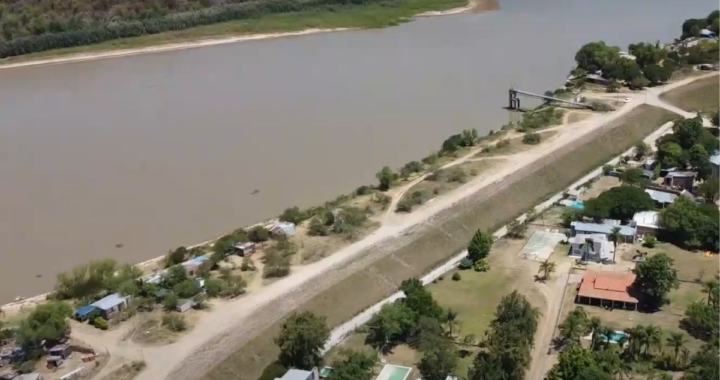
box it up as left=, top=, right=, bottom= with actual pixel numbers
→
left=0, top=0, right=716, bottom=303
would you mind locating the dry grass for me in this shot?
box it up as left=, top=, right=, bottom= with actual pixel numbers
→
left=579, top=176, right=621, bottom=201
left=100, top=361, right=147, bottom=380
left=567, top=112, right=592, bottom=124
left=398, top=159, right=499, bottom=210
left=201, top=105, right=679, bottom=380
left=660, top=75, right=720, bottom=113
left=474, top=131, right=558, bottom=157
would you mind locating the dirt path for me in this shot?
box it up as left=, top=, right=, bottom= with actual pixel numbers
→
left=72, top=73, right=716, bottom=380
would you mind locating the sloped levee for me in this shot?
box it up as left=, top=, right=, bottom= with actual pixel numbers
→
left=195, top=105, right=677, bottom=380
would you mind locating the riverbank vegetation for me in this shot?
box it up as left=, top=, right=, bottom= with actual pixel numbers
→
left=569, top=10, right=719, bottom=92
left=0, top=0, right=471, bottom=60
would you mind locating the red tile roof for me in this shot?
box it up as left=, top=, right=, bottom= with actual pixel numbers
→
left=578, top=270, right=638, bottom=304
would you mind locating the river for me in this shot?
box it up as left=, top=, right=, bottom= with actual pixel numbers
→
left=0, top=0, right=715, bottom=303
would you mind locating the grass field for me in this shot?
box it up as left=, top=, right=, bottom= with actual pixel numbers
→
left=201, top=104, right=678, bottom=380
left=0, top=0, right=477, bottom=66
left=474, top=131, right=558, bottom=157
left=660, top=75, right=720, bottom=113
left=623, top=242, right=720, bottom=283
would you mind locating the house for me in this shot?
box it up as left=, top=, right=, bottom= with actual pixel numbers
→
left=275, top=368, right=319, bottom=380
left=700, top=28, right=717, bottom=39
left=181, top=256, right=209, bottom=277
left=569, top=234, right=614, bottom=263
left=644, top=187, right=693, bottom=207
left=710, top=154, right=720, bottom=179
left=269, top=222, right=296, bottom=237
left=233, top=242, right=256, bottom=257
left=90, top=293, right=129, bottom=320
left=570, top=221, right=635, bottom=243
left=697, top=63, right=719, bottom=71
left=576, top=270, right=638, bottom=310
left=74, top=305, right=98, bottom=322
left=663, top=171, right=696, bottom=192
left=48, top=344, right=71, bottom=360
left=642, top=159, right=657, bottom=171
left=632, top=211, right=660, bottom=237
left=618, top=51, right=636, bottom=60
left=584, top=74, right=612, bottom=86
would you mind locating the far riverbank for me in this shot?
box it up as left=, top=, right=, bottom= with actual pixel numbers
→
left=0, top=0, right=497, bottom=70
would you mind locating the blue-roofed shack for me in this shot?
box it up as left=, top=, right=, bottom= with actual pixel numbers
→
left=90, top=293, right=130, bottom=320
left=571, top=221, right=636, bottom=243
left=74, top=305, right=98, bottom=321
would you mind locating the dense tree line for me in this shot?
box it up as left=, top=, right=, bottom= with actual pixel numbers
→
left=0, top=0, right=389, bottom=57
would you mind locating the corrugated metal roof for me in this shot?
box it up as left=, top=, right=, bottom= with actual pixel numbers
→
left=645, top=189, right=677, bottom=204
left=710, top=154, right=720, bottom=166
left=75, top=305, right=98, bottom=317
left=571, top=222, right=635, bottom=237
left=278, top=369, right=312, bottom=380
left=633, top=211, right=659, bottom=229
left=578, top=270, right=638, bottom=303
left=90, top=293, right=125, bottom=311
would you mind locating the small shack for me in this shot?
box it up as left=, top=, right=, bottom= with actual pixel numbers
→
left=269, top=222, right=296, bottom=237
left=632, top=211, right=660, bottom=237
left=90, top=293, right=129, bottom=320
left=663, top=171, right=696, bottom=192
left=74, top=305, right=98, bottom=322
left=176, top=299, right=195, bottom=313
left=181, top=256, right=209, bottom=277
left=233, top=242, right=256, bottom=257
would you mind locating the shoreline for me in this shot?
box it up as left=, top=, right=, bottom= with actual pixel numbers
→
left=0, top=0, right=497, bottom=71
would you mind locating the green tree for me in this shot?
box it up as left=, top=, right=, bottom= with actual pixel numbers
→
left=163, top=293, right=180, bottom=310
left=275, top=311, right=330, bottom=370
left=468, top=230, right=494, bottom=263
left=248, top=226, right=270, bottom=244
left=659, top=197, right=719, bottom=250
left=163, top=265, right=189, bottom=288
left=546, top=346, right=595, bottom=380
left=681, top=302, right=719, bottom=340
left=365, top=303, right=415, bottom=351
left=279, top=207, right=307, bottom=225
left=644, top=324, right=663, bottom=354
left=629, top=42, right=666, bottom=68
left=441, top=134, right=464, bottom=153
left=166, top=247, right=188, bottom=267
left=172, top=279, right=202, bottom=299
left=418, top=344, right=458, bottom=380
left=400, top=278, right=443, bottom=320
left=558, top=307, right=588, bottom=346
left=460, top=129, right=479, bottom=147
left=619, top=168, right=649, bottom=187
left=642, top=64, right=672, bottom=84
left=506, top=220, right=528, bottom=239
left=203, top=278, right=225, bottom=297
left=17, top=302, right=72, bottom=345
left=698, top=178, right=719, bottom=203
left=538, top=259, right=556, bottom=280
left=633, top=253, right=680, bottom=309
left=630, top=76, right=650, bottom=89
left=326, top=352, right=375, bottom=380
left=575, top=41, right=621, bottom=72
left=656, top=142, right=685, bottom=168
left=701, top=277, right=719, bottom=307
left=585, top=186, right=654, bottom=221
left=376, top=166, right=398, bottom=191
left=666, top=332, right=688, bottom=360
left=467, top=352, right=506, bottom=380
left=635, top=142, right=650, bottom=158
left=673, top=117, right=706, bottom=150
left=576, top=366, right=613, bottom=380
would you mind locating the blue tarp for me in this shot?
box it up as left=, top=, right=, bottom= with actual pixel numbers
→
left=75, top=305, right=98, bottom=318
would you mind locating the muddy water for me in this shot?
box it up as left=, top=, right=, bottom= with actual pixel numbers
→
left=0, top=0, right=715, bottom=302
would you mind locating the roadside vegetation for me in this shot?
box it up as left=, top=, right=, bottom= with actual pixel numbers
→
left=0, top=0, right=470, bottom=60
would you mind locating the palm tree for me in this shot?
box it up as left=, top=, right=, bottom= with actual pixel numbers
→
left=701, top=277, right=720, bottom=308
left=666, top=332, right=687, bottom=360
left=559, top=311, right=586, bottom=346
left=679, top=347, right=691, bottom=368
left=444, top=308, right=459, bottom=338
left=538, top=259, right=557, bottom=280
left=583, top=237, right=594, bottom=262
left=623, top=326, right=645, bottom=360
left=609, top=227, right=622, bottom=263
left=589, top=317, right=602, bottom=350
left=645, top=325, right=663, bottom=355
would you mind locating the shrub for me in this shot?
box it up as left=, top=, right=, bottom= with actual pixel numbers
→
left=354, top=185, right=373, bottom=196
left=396, top=190, right=428, bottom=213
left=422, top=153, right=439, bottom=165
left=602, top=164, right=614, bottom=176
left=163, top=293, right=179, bottom=311
left=93, top=317, right=109, bottom=330
left=506, top=220, right=528, bottom=238
left=496, top=139, right=510, bottom=149
left=451, top=273, right=462, bottom=281
left=591, top=101, right=615, bottom=112
left=447, top=168, right=467, bottom=183
left=308, top=217, right=329, bottom=236
left=643, top=235, right=657, bottom=248
left=474, top=258, right=490, bottom=272
left=459, top=257, right=473, bottom=270
left=162, top=313, right=187, bottom=332
left=522, top=132, right=542, bottom=145
left=279, top=206, right=308, bottom=225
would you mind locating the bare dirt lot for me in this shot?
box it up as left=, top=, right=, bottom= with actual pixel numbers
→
left=660, top=75, right=719, bottom=113
left=198, top=104, right=677, bottom=380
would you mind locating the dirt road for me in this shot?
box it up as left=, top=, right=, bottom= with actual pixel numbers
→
left=75, top=73, right=717, bottom=380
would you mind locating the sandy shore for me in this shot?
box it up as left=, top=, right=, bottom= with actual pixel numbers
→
left=0, top=28, right=351, bottom=71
